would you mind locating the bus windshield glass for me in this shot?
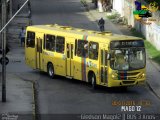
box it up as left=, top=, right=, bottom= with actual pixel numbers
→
left=110, top=40, right=145, bottom=71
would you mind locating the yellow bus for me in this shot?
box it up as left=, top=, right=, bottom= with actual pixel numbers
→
left=25, top=24, right=146, bottom=88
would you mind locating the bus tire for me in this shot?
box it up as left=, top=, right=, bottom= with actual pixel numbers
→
left=47, top=63, right=54, bottom=79
left=91, top=73, right=96, bottom=89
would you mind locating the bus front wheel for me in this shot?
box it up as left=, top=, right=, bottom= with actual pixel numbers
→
left=47, top=63, right=54, bottom=79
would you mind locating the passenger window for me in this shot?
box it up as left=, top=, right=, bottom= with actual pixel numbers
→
left=105, top=50, right=108, bottom=66
left=46, top=34, right=55, bottom=51
left=56, top=36, right=65, bottom=53
left=26, top=31, right=35, bottom=48
left=75, top=39, right=77, bottom=56
left=43, top=35, right=46, bottom=49
left=77, top=40, right=88, bottom=58
left=89, top=42, right=99, bottom=60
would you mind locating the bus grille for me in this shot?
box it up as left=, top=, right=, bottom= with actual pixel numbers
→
left=118, top=72, right=140, bottom=80
left=122, top=81, right=135, bottom=84
left=127, top=72, right=140, bottom=76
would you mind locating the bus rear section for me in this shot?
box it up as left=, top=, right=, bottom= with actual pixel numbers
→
left=108, top=40, right=146, bottom=87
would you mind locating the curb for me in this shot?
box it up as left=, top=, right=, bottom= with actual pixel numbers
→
left=15, top=74, right=40, bottom=120
left=146, top=81, right=160, bottom=100
left=32, top=82, right=36, bottom=120
left=32, top=81, right=40, bottom=120
left=80, top=1, right=100, bottom=31
left=148, top=57, right=160, bottom=72
left=146, top=58, right=160, bottom=100
left=87, top=10, right=100, bottom=29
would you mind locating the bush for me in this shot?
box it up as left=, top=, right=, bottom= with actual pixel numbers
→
left=107, top=14, right=117, bottom=19
left=106, top=12, right=120, bottom=20
left=130, top=28, right=160, bottom=65
left=145, top=41, right=160, bottom=65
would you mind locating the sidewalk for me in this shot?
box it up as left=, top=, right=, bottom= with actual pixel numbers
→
left=84, top=0, right=160, bottom=98
left=0, top=0, right=34, bottom=119
left=0, top=74, right=33, bottom=120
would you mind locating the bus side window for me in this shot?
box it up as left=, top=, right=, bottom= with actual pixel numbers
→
left=43, top=34, right=46, bottom=49
left=105, top=50, right=108, bottom=66
left=89, top=42, right=99, bottom=60
left=75, top=39, right=77, bottom=56
left=46, top=34, right=55, bottom=51
left=26, top=31, right=35, bottom=48
left=56, top=36, right=65, bottom=53
left=77, top=40, right=88, bottom=58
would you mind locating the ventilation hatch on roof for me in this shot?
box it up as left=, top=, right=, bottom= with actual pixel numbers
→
left=60, top=26, right=73, bottom=30
left=88, top=30, right=96, bottom=34
left=76, top=29, right=86, bottom=32
left=45, top=24, right=59, bottom=27
left=97, top=31, right=112, bottom=36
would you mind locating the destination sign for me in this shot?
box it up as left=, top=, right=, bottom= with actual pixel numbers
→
left=110, top=40, right=144, bottom=49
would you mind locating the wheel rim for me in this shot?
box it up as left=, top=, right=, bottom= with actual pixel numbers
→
left=91, top=75, right=95, bottom=86
left=49, top=66, right=53, bottom=77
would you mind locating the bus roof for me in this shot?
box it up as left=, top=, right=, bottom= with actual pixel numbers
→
left=27, top=24, right=142, bottom=42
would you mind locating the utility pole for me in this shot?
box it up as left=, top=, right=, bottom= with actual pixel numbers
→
left=1, top=0, right=7, bottom=102
left=0, top=0, right=29, bottom=102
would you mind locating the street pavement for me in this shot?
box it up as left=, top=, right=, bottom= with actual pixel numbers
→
left=0, top=0, right=34, bottom=120
left=0, top=0, right=160, bottom=119
left=30, top=0, right=98, bottom=30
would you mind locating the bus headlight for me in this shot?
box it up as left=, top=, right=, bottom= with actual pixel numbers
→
left=138, top=73, right=146, bottom=79
left=112, top=73, right=118, bottom=80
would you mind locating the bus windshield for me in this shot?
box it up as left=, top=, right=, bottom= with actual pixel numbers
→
left=110, top=48, right=145, bottom=71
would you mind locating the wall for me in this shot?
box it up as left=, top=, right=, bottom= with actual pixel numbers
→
left=134, top=1, right=160, bottom=50
left=112, top=0, right=124, bottom=16
left=112, top=0, right=160, bottom=50
left=146, top=22, right=160, bottom=50
left=124, top=0, right=135, bottom=27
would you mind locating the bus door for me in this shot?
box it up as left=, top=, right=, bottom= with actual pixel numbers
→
left=25, top=31, right=36, bottom=69
left=66, top=42, right=74, bottom=77
left=36, top=32, right=43, bottom=70
left=100, top=48, right=108, bottom=84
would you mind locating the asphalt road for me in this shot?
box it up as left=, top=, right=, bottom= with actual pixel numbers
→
left=31, top=0, right=98, bottom=30
left=27, top=0, right=160, bottom=119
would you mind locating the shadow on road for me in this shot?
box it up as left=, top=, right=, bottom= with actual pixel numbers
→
left=34, top=71, right=141, bottom=94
